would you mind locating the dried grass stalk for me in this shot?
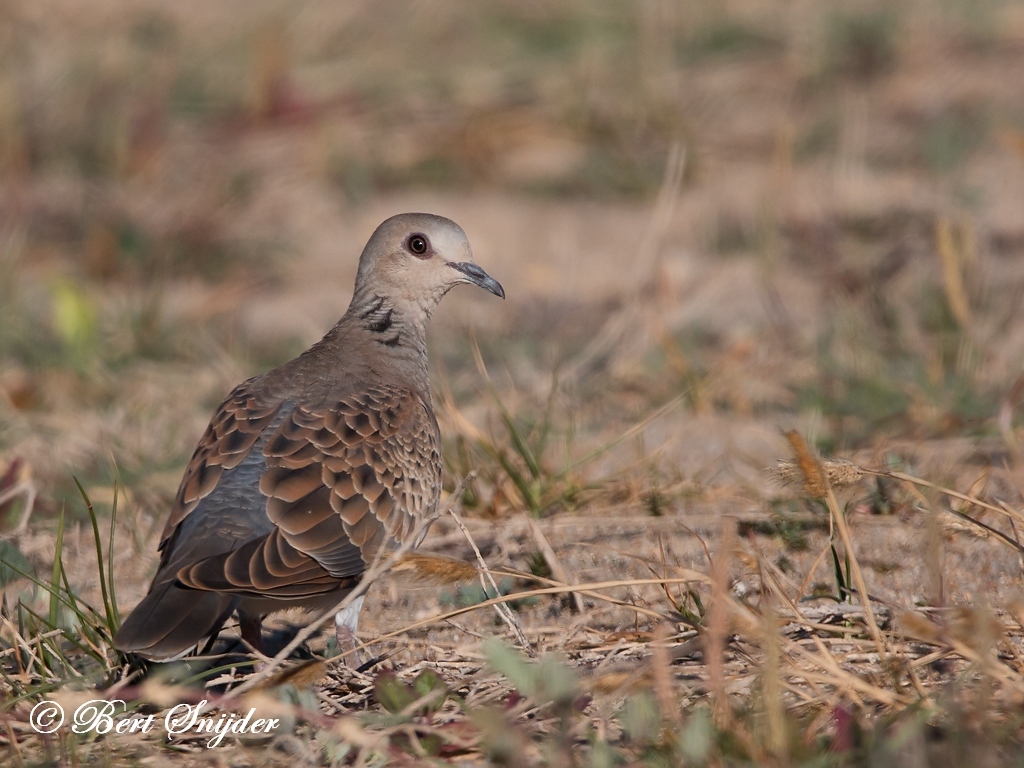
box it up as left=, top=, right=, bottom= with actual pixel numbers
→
left=772, top=457, right=863, bottom=491
left=935, top=216, right=972, bottom=329
left=526, top=517, right=585, bottom=613
left=392, top=553, right=479, bottom=584
left=707, top=517, right=735, bottom=727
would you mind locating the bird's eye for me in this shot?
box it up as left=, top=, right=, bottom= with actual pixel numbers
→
left=406, top=234, right=429, bottom=256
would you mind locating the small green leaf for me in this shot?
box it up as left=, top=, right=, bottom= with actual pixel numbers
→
left=678, top=707, right=713, bottom=765
left=374, top=671, right=417, bottom=715
left=621, top=692, right=660, bottom=744
left=469, top=707, right=522, bottom=764
left=590, top=740, right=618, bottom=768
left=538, top=654, right=578, bottom=705
left=412, top=669, right=448, bottom=712
left=419, top=733, right=443, bottom=756
left=484, top=637, right=537, bottom=697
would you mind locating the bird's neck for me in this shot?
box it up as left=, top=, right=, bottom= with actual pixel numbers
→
left=333, top=289, right=433, bottom=389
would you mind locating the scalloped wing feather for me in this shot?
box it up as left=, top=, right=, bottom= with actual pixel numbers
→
left=160, top=381, right=282, bottom=548
left=174, top=384, right=441, bottom=597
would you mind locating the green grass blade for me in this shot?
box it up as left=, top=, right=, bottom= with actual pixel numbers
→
left=1, top=679, right=75, bottom=714
left=21, top=606, right=84, bottom=675
left=0, top=663, right=28, bottom=702
left=496, top=451, right=539, bottom=513
left=689, top=588, right=706, bottom=620
left=58, top=558, right=104, bottom=648
left=532, top=371, right=559, bottom=464
left=499, top=407, right=541, bottom=481
left=20, top=602, right=93, bottom=672
left=472, top=339, right=543, bottom=480
left=177, top=657, right=259, bottom=688
left=844, top=550, right=852, bottom=600
left=2, top=558, right=106, bottom=657
left=48, top=506, right=66, bottom=627
left=108, top=480, right=120, bottom=631
left=5, top=558, right=101, bottom=619
left=74, top=477, right=116, bottom=637
left=830, top=544, right=846, bottom=598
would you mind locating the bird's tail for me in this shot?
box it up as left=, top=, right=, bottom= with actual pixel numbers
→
left=114, top=578, right=236, bottom=661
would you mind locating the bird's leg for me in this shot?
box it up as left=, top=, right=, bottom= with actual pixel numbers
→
left=334, top=595, right=365, bottom=667
left=238, top=611, right=264, bottom=655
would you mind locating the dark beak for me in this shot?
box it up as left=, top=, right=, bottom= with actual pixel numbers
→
left=450, top=261, right=505, bottom=299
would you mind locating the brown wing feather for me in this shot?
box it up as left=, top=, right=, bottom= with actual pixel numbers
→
left=160, top=381, right=282, bottom=548
left=176, top=384, right=441, bottom=597
left=177, top=529, right=343, bottom=597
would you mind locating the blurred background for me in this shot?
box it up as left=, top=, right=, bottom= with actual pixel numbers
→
left=2, top=0, right=1024, bottom=533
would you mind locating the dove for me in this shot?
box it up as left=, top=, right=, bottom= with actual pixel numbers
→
left=114, top=213, right=503, bottom=660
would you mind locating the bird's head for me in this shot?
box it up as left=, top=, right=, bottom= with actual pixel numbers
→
left=353, top=213, right=504, bottom=317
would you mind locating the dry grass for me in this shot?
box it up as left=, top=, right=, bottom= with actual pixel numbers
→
left=3, top=0, right=1024, bottom=765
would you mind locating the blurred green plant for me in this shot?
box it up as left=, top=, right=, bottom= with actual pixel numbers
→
left=922, top=109, right=988, bottom=174
left=440, top=576, right=524, bottom=611
left=740, top=504, right=826, bottom=553
left=793, top=225, right=998, bottom=453
left=676, top=20, right=780, bottom=65
left=50, top=280, right=99, bottom=364
left=445, top=368, right=589, bottom=518
left=824, top=9, right=900, bottom=80
left=485, top=382, right=586, bottom=518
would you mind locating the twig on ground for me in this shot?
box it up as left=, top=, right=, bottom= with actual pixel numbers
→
left=489, top=566, right=668, bottom=621
left=526, top=516, right=585, bottom=613
left=865, top=468, right=1024, bottom=530
left=347, top=575, right=714, bottom=661
left=449, top=507, right=534, bottom=656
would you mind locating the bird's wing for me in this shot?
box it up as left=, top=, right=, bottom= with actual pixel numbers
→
left=159, top=379, right=283, bottom=549
left=175, top=384, right=442, bottom=598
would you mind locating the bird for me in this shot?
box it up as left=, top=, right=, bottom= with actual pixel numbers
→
left=114, top=213, right=504, bottom=661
